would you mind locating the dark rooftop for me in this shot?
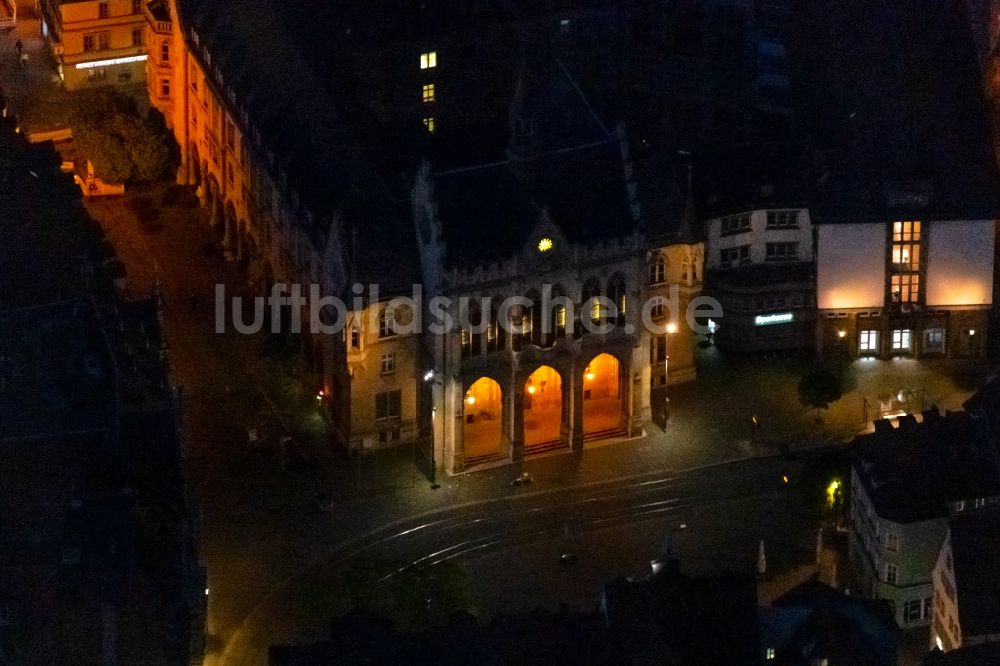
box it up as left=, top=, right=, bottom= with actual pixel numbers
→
left=948, top=508, right=1000, bottom=638
left=602, top=569, right=762, bottom=665
left=852, top=410, right=1000, bottom=523
left=761, top=578, right=898, bottom=666
left=432, top=139, right=634, bottom=268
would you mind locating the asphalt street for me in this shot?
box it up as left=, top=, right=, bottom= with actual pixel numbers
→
left=218, top=454, right=812, bottom=664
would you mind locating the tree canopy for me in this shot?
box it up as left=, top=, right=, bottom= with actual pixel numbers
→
left=797, top=369, right=844, bottom=415
left=70, top=88, right=177, bottom=184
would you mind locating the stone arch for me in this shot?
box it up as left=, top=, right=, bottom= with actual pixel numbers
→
left=581, top=351, right=627, bottom=440
left=462, top=376, right=505, bottom=464
left=523, top=364, right=564, bottom=451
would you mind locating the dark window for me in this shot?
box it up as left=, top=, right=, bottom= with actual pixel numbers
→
left=766, top=210, right=798, bottom=229
left=720, top=213, right=751, bottom=235
left=765, top=242, right=798, bottom=262
left=375, top=390, right=401, bottom=421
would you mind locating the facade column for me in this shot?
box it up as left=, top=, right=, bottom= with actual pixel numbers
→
left=569, top=363, right=584, bottom=451
left=223, top=216, right=237, bottom=261
left=628, top=352, right=643, bottom=437
left=511, top=371, right=525, bottom=462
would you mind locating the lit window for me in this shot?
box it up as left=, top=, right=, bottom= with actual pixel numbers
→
left=885, top=562, right=898, bottom=584
left=892, top=329, right=912, bottom=352
left=420, top=51, right=437, bottom=69
left=422, top=117, right=435, bottom=133
left=891, top=274, right=919, bottom=303
left=766, top=647, right=776, bottom=660
left=379, top=353, right=396, bottom=374
left=422, top=83, right=435, bottom=103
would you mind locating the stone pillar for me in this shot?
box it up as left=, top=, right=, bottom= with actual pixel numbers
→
left=511, top=368, right=525, bottom=462
left=209, top=198, right=222, bottom=230
left=223, top=217, right=236, bottom=261
left=235, top=229, right=247, bottom=264
left=570, top=366, right=584, bottom=451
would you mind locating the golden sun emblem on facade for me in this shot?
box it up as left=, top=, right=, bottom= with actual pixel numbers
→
left=537, top=237, right=554, bottom=253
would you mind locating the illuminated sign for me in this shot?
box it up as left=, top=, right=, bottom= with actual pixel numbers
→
left=754, top=312, right=794, bottom=326
left=75, top=55, right=148, bottom=70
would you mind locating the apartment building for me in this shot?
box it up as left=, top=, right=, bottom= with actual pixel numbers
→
left=38, top=0, right=148, bottom=89
left=931, top=508, right=1000, bottom=653
left=849, top=410, right=1000, bottom=629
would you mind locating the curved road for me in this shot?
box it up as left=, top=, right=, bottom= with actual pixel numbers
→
left=215, top=455, right=801, bottom=664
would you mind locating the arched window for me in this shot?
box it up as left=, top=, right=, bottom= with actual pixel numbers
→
left=461, top=300, right=483, bottom=358
left=582, top=277, right=603, bottom=332
left=487, top=296, right=506, bottom=352
left=649, top=253, right=666, bottom=284
left=650, top=296, right=666, bottom=320
left=378, top=306, right=395, bottom=338
left=607, top=274, right=627, bottom=325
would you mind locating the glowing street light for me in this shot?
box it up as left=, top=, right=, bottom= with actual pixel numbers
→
left=664, top=322, right=678, bottom=427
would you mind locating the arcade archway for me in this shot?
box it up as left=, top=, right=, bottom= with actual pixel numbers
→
left=583, top=353, right=624, bottom=440
left=524, top=365, right=563, bottom=450
left=463, top=377, right=503, bottom=463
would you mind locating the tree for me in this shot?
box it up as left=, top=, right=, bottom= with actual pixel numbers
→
left=70, top=88, right=177, bottom=183
left=797, top=369, right=843, bottom=422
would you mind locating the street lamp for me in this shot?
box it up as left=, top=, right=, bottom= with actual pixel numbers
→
left=664, top=322, right=678, bottom=427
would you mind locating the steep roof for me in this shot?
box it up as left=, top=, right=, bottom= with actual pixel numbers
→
left=433, top=138, right=633, bottom=268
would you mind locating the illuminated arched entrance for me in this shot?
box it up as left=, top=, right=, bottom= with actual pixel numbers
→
left=463, top=377, right=503, bottom=463
left=524, top=365, right=563, bottom=450
left=583, top=353, right=624, bottom=440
